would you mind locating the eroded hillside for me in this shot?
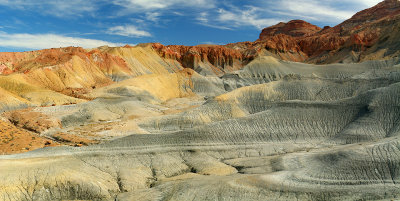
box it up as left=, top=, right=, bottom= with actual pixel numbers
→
left=229, top=0, right=400, bottom=64
left=0, top=1, right=400, bottom=200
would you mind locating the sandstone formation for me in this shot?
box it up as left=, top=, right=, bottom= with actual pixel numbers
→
left=0, top=1, right=399, bottom=200
left=152, top=43, right=253, bottom=76
left=259, top=20, right=322, bottom=39
left=253, top=0, right=400, bottom=63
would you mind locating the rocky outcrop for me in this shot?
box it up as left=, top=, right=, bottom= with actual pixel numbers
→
left=259, top=20, right=321, bottom=39
left=255, top=0, right=400, bottom=63
left=152, top=43, right=254, bottom=76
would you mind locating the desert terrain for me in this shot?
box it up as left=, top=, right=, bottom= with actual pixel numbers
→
left=0, top=0, right=400, bottom=200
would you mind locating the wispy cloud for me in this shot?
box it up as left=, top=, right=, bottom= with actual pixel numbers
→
left=0, top=0, right=98, bottom=17
left=145, top=12, right=161, bottom=22
left=278, top=0, right=355, bottom=22
left=197, top=12, right=209, bottom=24
left=107, top=25, right=151, bottom=37
left=200, top=41, right=224, bottom=45
left=0, top=32, right=123, bottom=50
left=263, top=0, right=382, bottom=24
left=172, top=11, right=184, bottom=16
left=112, top=0, right=216, bottom=12
left=217, top=7, right=281, bottom=29
left=196, top=12, right=233, bottom=30
left=340, top=0, right=382, bottom=7
left=109, top=0, right=218, bottom=30
left=196, top=6, right=282, bottom=30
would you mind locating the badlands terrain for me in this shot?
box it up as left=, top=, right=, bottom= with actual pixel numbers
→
left=0, top=0, right=400, bottom=200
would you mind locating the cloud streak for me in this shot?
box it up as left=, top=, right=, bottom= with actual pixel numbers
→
left=278, top=0, right=356, bottom=22
left=340, top=0, right=382, bottom=7
left=0, top=32, right=123, bottom=50
left=107, top=25, right=151, bottom=37
left=195, top=5, right=283, bottom=30
left=0, top=0, right=98, bottom=17
left=112, top=0, right=216, bottom=12
left=217, top=7, right=282, bottom=29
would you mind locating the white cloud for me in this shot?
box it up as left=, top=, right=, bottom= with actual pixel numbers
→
left=0, top=0, right=97, bottom=17
left=146, top=12, right=161, bottom=22
left=172, top=12, right=184, bottom=16
left=279, top=0, right=355, bottom=22
left=196, top=12, right=232, bottom=30
left=217, top=7, right=281, bottom=29
left=343, top=0, right=382, bottom=7
left=196, top=6, right=282, bottom=30
left=263, top=0, right=383, bottom=24
left=107, top=25, right=151, bottom=37
left=197, top=12, right=209, bottom=24
left=201, top=41, right=224, bottom=45
left=0, top=32, right=123, bottom=50
left=112, top=0, right=216, bottom=12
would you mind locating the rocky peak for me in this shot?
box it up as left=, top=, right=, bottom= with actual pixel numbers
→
left=259, top=20, right=321, bottom=40
left=336, top=0, right=400, bottom=31
left=254, top=0, right=400, bottom=63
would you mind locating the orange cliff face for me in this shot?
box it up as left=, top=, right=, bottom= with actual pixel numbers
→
left=253, top=0, right=400, bottom=63
left=152, top=43, right=254, bottom=75
left=259, top=20, right=322, bottom=40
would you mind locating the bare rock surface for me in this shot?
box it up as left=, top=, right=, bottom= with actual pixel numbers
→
left=0, top=1, right=400, bottom=200
left=0, top=55, right=399, bottom=200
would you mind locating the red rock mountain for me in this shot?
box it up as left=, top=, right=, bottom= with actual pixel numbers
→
left=155, top=0, right=400, bottom=66
left=152, top=43, right=254, bottom=76
left=259, top=20, right=322, bottom=39
left=253, top=0, right=400, bottom=63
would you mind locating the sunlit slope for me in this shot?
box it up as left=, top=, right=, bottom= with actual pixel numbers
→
left=0, top=45, right=187, bottom=110
left=0, top=56, right=399, bottom=200
left=104, top=45, right=184, bottom=78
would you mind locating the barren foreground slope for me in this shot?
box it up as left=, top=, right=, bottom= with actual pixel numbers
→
left=0, top=55, right=399, bottom=200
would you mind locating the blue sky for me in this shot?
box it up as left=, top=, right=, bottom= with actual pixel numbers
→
left=0, top=0, right=382, bottom=52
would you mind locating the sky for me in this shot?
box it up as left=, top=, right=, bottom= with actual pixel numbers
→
left=0, top=0, right=382, bottom=52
